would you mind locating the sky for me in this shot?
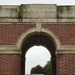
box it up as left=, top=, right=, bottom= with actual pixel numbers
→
left=26, top=46, right=50, bottom=74
left=0, top=0, right=75, bottom=74
left=0, top=0, right=75, bottom=5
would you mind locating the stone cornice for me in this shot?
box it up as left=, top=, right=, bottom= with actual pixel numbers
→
left=0, top=18, right=75, bottom=23
left=0, top=4, right=75, bottom=23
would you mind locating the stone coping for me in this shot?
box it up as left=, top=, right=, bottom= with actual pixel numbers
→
left=0, top=4, right=75, bottom=23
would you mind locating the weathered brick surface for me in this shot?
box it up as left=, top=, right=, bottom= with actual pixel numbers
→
left=0, top=24, right=35, bottom=45
left=0, top=54, right=21, bottom=75
left=42, top=24, right=75, bottom=45
left=57, top=54, right=75, bottom=75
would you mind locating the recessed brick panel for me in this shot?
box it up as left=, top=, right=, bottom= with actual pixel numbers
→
left=57, top=54, right=75, bottom=75
left=42, top=24, right=75, bottom=45
left=0, top=54, right=21, bottom=75
left=0, top=24, right=35, bottom=45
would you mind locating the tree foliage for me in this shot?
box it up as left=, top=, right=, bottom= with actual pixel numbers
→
left=30, top=61, right=51, bottom=75
left=30, top=65, right=45, bottom=74
left=43, top=61, right=51, bottom=75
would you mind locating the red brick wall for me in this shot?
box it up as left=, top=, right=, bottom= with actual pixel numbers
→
left=0, top=54, right=21, bottom=75
left=0, top=24, right=35, bottom=45
left=1, top=24, right=75, bottom=75
left=42, top=24, right=75, bottom=45
left=0, top=24, right=75, bottom=45
left=57, top=54, right=75, bottom=75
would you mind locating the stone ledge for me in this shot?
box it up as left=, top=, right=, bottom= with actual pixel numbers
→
left=0, top=45, right=75, bottom=54
left=57, top=45, right=75, bottom=54
left=57, top=50, right=75, bottom=54
left=57, top=45, right=75, bottom=51
left=0, top=45, right=21, bottom=54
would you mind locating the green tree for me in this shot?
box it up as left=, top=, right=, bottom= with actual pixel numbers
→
left=30, top=65, right=46, bottom=74
left=43, top=61, right=51, bottom=75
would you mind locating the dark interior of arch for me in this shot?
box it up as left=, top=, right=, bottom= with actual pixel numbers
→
left=21, top=34, right=56, bottom=75
left=21, top=34, right=56, bottom=58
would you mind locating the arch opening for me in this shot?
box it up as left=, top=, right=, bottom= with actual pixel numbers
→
left=21, top=33, right=56, bottom=75
left=26, top=45, right=51, bottom=74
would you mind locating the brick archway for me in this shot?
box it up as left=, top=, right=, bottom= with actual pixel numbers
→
left=1, top=4, right=75, bottom=75
left=19, top=28, right=59, bottom=75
